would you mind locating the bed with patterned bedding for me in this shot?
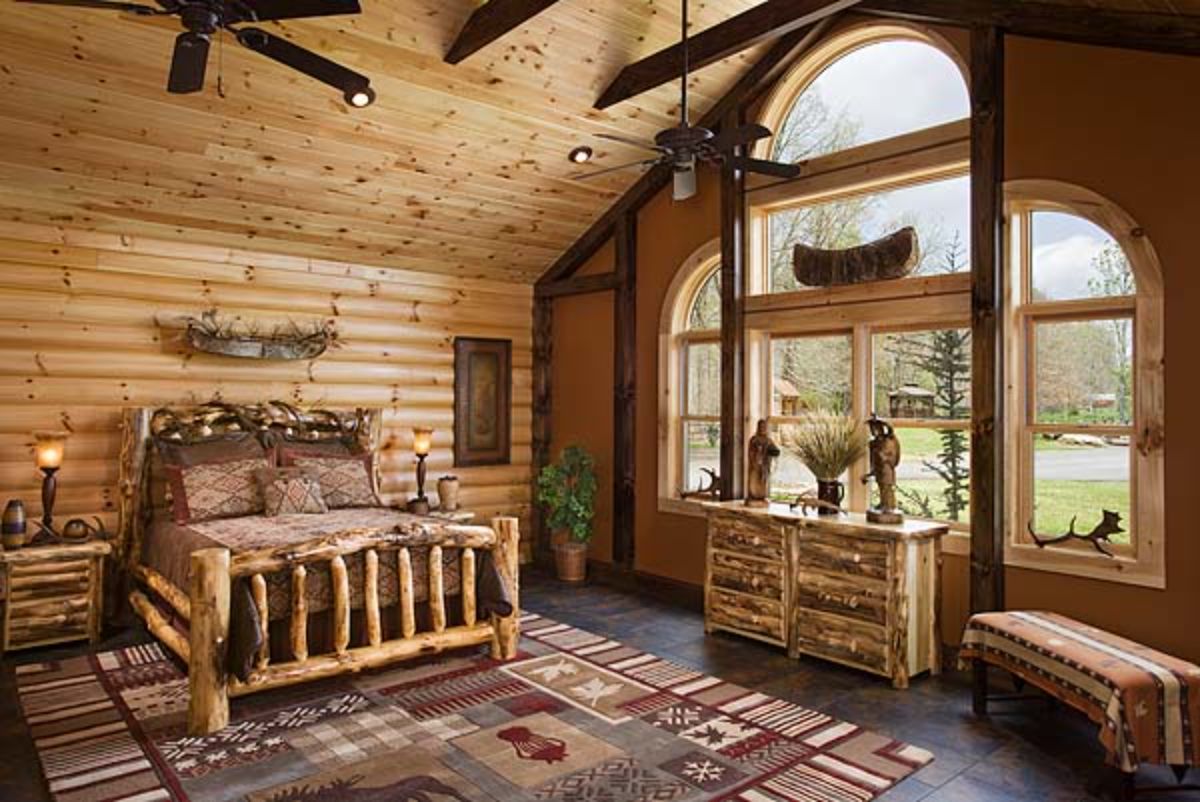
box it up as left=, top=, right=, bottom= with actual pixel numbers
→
left=117, top=402, right=521, bottom=737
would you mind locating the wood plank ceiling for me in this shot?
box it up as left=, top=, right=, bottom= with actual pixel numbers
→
left=0, top=0, right=769, bottom=283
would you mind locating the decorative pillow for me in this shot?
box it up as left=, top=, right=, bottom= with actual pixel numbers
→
left=157, top=433, right=267, bottom=467
left=165, top=457, right=270, bottom=524
left=261, top=474, right=328, bottom=517
left=288, top=455, right=377, bottom=509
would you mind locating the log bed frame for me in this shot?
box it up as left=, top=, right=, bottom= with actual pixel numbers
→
left=117, top=402, right=521, bottom=736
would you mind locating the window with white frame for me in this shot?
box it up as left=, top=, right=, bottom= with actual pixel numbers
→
left=1005, top=181, right=1165, bottom=587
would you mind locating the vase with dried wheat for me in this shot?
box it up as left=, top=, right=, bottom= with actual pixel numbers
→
left=788, top=414, right=868, bottom=515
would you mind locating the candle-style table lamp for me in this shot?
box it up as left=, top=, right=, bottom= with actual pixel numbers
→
left=406, top=427, right=434, bottom=515
left=33, top=431, right=68, bottom=534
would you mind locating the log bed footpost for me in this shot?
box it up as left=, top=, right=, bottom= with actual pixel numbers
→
left=188, top=548, right=231, bottom=736
left=491, top=517, right=521, bottom=661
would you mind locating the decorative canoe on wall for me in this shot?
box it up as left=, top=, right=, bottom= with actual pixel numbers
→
left=792, top=226, right=921, bottom=287
left=185, top=310, right=338, bottom=360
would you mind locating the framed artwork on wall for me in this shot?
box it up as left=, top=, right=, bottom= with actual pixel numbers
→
left=454, top=337, right=512, bottom=467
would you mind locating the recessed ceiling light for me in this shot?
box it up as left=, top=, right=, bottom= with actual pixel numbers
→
left=345, top=86, right=376, bottom=108
left=568, top=145, right=594, bottom=164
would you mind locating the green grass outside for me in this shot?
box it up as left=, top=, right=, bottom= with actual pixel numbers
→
left=897, top=427, right=1089, bottom=458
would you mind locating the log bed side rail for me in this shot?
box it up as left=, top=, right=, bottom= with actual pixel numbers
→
left=132, top=517, right=521, bottom=736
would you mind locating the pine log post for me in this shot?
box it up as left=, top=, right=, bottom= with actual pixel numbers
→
left=188, top=548, right=230, bottom=736
left=397, top=547, right=416, bottom=638
left=250, top=573, right=269, bottom=671
left=331, top=555, right=350, bottom=656
left=290, top=565, right=308, bottom=663
left=490, top=516, right=521, bottom=660
left=429, top=545, right=446, bottom=633
left=364, top=549, right=382, bottom=648
left=461, top=548, right=477, bottom=627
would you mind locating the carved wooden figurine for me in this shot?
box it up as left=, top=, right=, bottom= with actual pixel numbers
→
left=746, top=420, right=781, bottom=508
left=864, top=414, right=903, bottom=524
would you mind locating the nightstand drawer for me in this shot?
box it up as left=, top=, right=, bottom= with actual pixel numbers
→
left=710, top=517, right=784, bottom=561
left=794, top=569, right=888, bottom=626
left=710, top=550, right=784, bottom=600
left=1, top=540, right=110, bottom=653
left=708, top=588, right=785, bottom=642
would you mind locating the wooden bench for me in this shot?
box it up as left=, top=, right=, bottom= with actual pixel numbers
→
left=962, top=611, right=1199, bottom=800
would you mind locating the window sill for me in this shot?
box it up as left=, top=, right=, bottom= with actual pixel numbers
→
left=1004, top=542, right=1165, bottom=590
left=657, top=497, right=712, bottom=519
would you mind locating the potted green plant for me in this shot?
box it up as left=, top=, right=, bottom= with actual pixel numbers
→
left=789, top=414, right=867, bottom=515
left=536, top=445, right=597, bottom=582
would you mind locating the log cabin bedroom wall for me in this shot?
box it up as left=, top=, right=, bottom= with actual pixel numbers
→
left=0, top=223, right=534, bottom=534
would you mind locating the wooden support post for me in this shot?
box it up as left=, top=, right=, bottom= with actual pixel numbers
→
left=364, top=549, right=381, bottom=648
left=462, top=548, right=477, bottom=627
left=330, top=555, right=350, bottom=656
left=429, top=546, right=446, bottom=633
left=969, top=25, right=1006, bottom=615
left=613, top=212, right=637, bottom=569
left=88, top=554, right=104, bottom=644
left=490, top=517, right=521, bottom=660
left=250, top=573, right=269, bottom=671
left=720, top=110, right=747, bottom=501
left=290, top=565, right=307, bottom=663
left=188, top=548, right=230, bottom=736
left=972, top=659, right=989, bottom=715
left=398, top=547, right=416, bottom=638
left=532, top=297, right=553, bottom=565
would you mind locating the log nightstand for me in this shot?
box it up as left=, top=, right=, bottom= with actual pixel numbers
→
left=0, top=539, right=111, bottom=653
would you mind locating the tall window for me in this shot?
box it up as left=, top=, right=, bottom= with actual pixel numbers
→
left=681, top=269, right=721, bottom=493
left=1006, top=181, right=1164, bottom=587
left=659, top=241, right=723, bottom=513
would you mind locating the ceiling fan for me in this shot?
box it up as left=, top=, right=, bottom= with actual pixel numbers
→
left=14, top=0, right=376, bottom=107
left=571, top=0, right=801, bottom=200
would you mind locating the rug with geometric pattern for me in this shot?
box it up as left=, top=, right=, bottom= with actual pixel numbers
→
left=14, top=612, right=933, bottom=802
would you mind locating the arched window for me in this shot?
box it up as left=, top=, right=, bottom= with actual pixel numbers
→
left=754, top=25, right=971, bottom=294
left=659, top=241, right=722, bottom=513
left=1006, top=180, right=1165, bottom=587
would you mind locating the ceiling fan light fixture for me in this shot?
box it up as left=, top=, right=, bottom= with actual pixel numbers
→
left=672, top=161, right=697, bottom=202
left=568, top=145, right=593, bottom=164
left=345, top=85, right=375, bottom=108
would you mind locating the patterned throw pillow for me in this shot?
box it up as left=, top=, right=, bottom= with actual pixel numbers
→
left=166, top=457, right=269, bottom=524
left=290, top=455, right=378, bottom=509
left=261, top=474, right=328, bottom=516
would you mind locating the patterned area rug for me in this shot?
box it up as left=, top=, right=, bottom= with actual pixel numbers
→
left=14, top=613, right=932, bottom=801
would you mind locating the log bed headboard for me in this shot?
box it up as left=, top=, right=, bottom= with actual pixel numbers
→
left=117, top=401, right=383, bottom=570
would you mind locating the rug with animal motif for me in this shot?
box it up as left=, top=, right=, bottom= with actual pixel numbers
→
left=14, top=613, right=933, bottom=801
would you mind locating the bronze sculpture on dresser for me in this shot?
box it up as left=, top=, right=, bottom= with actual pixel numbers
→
left=864, top=414, right=903, bottom=525
left=745, top=419, right=780, bottom=508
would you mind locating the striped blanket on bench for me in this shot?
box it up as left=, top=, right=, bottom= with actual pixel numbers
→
left=961, top=611, right=1200, bottom=772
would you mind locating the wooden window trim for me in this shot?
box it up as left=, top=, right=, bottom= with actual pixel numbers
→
left=1004, top=181, right=1166, bottom=589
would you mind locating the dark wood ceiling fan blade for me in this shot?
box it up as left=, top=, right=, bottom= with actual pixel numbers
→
left=710, top=122, right=773, bottom=150
left=237, top=27, right=369, bottom=92
left=572, top=158, right=661, bottom=180
left=228, top=0, right=360, bottom=22
left=167, top=31, right=210, bottom=94
left=14, top=0, right=160, bottom=13
left=730, top=155, right=801, bottom=179
left=594, top=133, right=668, bottom=154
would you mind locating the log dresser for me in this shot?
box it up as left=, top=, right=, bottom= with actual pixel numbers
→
left=0, top=539, right=111, bottom=653
left=703, top=502, right=947, bottom=688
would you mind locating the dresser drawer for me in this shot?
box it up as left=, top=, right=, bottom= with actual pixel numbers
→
left=792, top=608, right=888, bottom=674
left=710, top=516, right=784, bottom=561
left=794, top=530, right=890, bottom=580
left=794, top=569, right=888, bottom=626
left=710, top=550, right=784, bottom=600
left=708, top=588, right=785, bottom=642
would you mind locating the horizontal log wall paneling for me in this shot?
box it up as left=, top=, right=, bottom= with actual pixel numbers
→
left=0, top=222, right=533, bottom=532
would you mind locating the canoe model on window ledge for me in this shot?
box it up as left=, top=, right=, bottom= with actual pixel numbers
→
left=793, top=226, right=920, bottom=287
left=185, top=310, right=339, bottom=360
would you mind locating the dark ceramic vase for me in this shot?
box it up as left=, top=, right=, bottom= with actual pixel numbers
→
left=2, top=499, right=27, bottom=549
left=816, top=480, right=844, bottom=515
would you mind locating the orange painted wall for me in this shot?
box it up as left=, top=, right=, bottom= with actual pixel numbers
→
left=548, top=32, right=1200, bottom=661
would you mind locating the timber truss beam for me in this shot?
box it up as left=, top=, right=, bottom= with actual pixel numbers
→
left=445, top=0, right=561, bottom=64
left=595, top=0, right=860, bottom=109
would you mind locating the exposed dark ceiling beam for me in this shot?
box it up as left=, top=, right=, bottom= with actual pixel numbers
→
left=539, top=25, right=823, bottom=286
left=859, top=0, right=1200, bottom=58
left=445, top=0, right=561, bottom=64
left=595, top=0, right=861, bottom=110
